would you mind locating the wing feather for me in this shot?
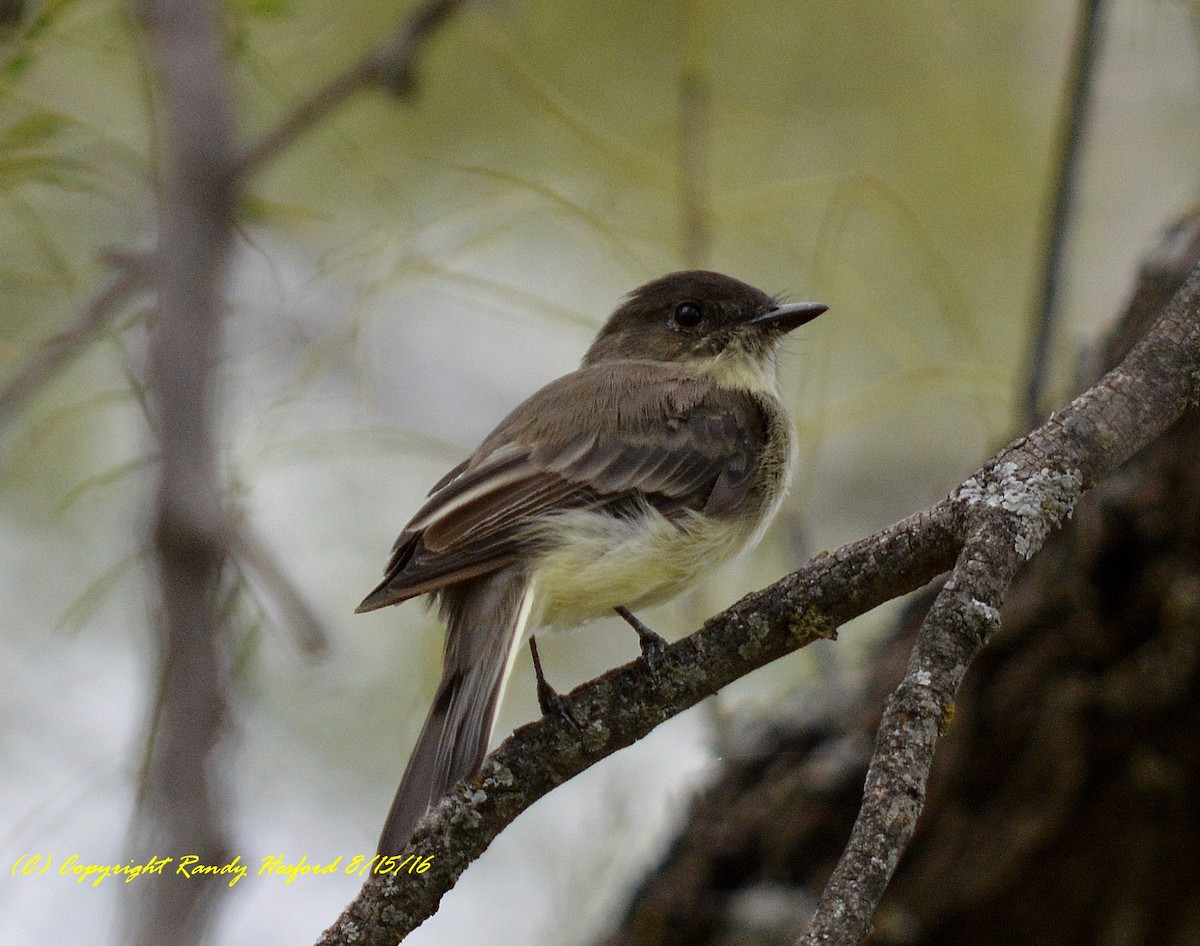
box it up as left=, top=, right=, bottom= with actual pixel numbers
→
left=357, top=362, right=770, bottom=612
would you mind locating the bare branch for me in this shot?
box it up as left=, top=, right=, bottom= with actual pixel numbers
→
left=678, top=0, right=712, bottom=267
left=1021, top=0, right=1106, bottom=426
left=233, top=0, right=469, bottom=179
left=798, top=255, right=1200, bottom=945
left=230, top=522, right=329, bottom=656
left=314, top=257, right=1200, bottom=946
left=0, top=258, right=145, bottom=429
left=0, top=0, right=466, bottom=435
left=125, top=0, right=238, bottom=942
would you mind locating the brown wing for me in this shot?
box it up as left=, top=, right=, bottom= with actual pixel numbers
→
left=355, top=362, right=769, bottom=613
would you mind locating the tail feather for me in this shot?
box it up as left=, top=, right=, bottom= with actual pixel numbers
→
left=376, top=568, right=531, bottom=855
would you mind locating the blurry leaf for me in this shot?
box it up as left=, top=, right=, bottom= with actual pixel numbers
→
left=0, top=153, right=98, bottom=191
left=794, top=363, right=1012, bottom=438
left=0, top=112, right=107, bottom=208
left=244, top=425, right=462, bottom=470
left=818, top=175, right=979, bottom=356
left=24, top=0, right=88, bottom=39
left=7, top=193, right=74, bottom=284
left=0, top=260, right=58, bottom=289
left=475, top=25, right=664, bottom=182
left=29, top=387, right=135, bottom=440
left=239, top=190, right=333, bottom=226
left=57, top=547, right=141, bottom=633
left=4, top=50, right=26, bottom=76
left=241, top=0, right=292, bottom=17
left=1, top=0, right=90, bottom=76
left=57, top=452, right=157, bottom=513
left=230, top=614, right=264, bottom=680
left=1, top=111, right=69, bottom=150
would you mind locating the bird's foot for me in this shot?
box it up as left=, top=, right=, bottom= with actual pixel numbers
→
left=614, top=606, right=667, bottom=676
left=529, top=636, right=580, bottom=731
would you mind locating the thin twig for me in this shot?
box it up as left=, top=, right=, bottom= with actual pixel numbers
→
left=233, top=0, right=469, bottom=179
left=1022, top=0, right=1105, bottom=426
left=678, top=0, right=712, bottom=267
left=106, top=301, right=332, bottom=661
left=230, top=522, right=329, bottom=656
left=314, top=257, right=1200, bottom=946
left=0, top=260, right=145, bottom=429
left=0, top=0, right=467, bottom=424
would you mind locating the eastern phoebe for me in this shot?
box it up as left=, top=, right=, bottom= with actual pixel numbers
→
left=358, top=270, right=826, bottom=855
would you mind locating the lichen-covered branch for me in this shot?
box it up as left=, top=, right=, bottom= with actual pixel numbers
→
left=313, top=510, right=963, bottom=946
left=596, top=213, right=1200, bottom=946
left=797, top=256, right=1200, bottom=945
left=316, top=257, right=1200, bottom=946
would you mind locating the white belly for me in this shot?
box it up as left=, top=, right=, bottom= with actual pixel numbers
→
left=525, top=380, right=798, bottom=632
left=527, top=503, right=764, bottom=630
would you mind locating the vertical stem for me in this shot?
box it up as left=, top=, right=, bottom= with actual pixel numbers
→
left=1022, top=0, right=1105, bottom=427
left=128, top=0, right=237, bottom=942
left=678, top=0, right=711, bottom=268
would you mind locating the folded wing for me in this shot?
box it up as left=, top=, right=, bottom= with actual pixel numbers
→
left=356, top=362, right=768, bottom=612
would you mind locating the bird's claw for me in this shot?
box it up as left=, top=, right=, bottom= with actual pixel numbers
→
left=614, top=606, right=668, bottom=676
left=529, top=636, right=581, bottom=732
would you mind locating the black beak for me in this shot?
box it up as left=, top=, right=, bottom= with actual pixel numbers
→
left=748, top=301, right=828, bottom=333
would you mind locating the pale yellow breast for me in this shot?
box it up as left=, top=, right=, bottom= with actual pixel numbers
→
left=529, top=503, right=762, bottom=630
left=528, top=355, right=797, bottom=631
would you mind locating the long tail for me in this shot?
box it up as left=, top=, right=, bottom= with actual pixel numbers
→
left=377, top=567, right=532, bottom=855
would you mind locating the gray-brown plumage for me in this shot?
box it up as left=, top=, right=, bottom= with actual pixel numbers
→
left=359, top=271, right=826, bottom=855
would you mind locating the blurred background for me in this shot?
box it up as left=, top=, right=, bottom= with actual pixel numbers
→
left=0, top=0, right=1197, bottom=943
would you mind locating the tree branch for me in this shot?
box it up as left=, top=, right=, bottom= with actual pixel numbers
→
left=315, top=257, right=1200, bottom=946
left=0, top=0, right=467, bottom=432
left=0, top=257, right=145, bottom=429
left=678, top=0, right=712, bottom=268
left=233, top=0, right=468, bottom=179
left=798, top=254, right=1200, bottom=945
left=126, top=0, right=238, bottom=943
left=1021, top=0, right=1105, bottom=426
left=314, top=509, right=960, bottom=946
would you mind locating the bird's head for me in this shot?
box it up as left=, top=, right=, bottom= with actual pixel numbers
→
left=582, top=271, right=826, bottom=386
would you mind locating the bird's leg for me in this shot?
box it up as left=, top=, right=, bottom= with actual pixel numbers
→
left=529, top=635, right=578, bottom=729
left=614, top=606, right=667, bottom=674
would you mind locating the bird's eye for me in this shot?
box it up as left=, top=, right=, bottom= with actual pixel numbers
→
left=672, top=301, right=703, bottom=329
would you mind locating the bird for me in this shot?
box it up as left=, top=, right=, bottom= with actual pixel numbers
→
left=357, top=270, right=827, bottom=855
